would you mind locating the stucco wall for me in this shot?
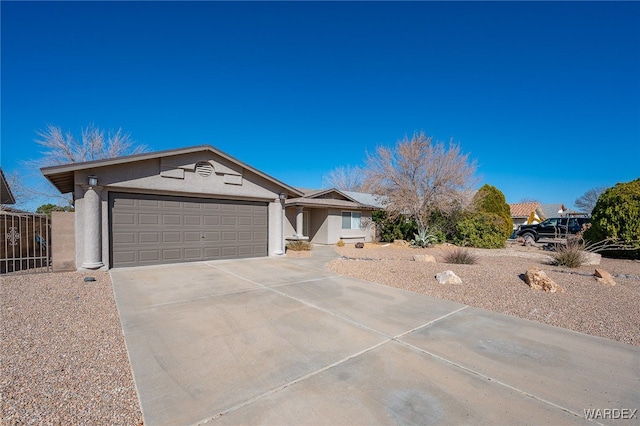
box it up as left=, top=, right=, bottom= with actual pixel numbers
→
left=51, top=211, right=75, bottom=272
left=73, top=150, right=289, bottom=269
left=327, top=209, right=374, bottom=244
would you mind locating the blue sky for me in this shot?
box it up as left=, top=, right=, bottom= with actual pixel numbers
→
left=2, top=1, right=639, bottom=211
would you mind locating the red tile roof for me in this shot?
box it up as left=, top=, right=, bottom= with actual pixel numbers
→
left=509, top=202, right=541, bottom=218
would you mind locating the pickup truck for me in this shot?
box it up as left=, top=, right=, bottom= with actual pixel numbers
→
left=516, top=217, right=590, bottom=243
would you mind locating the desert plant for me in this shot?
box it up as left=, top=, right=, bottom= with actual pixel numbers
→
left=336, top=239, right=345, bottom=247
left=411, top=228, right=438, bottom=248
left=287, top=241, right=312, bottom=251
left=443, top=248, right=479, bottom=264
left=551, top=237, right=586, bottom=268
left=453, top=212, right=506, bottom=249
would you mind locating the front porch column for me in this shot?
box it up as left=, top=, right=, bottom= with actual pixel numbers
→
left=295, top=206, right=304, bottom=237
left=272, top=198, right=285, bottom=255
left=81, top=185, right=104, bottom=269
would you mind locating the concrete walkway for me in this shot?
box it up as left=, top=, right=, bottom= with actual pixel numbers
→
left=111, top=246, right=639, bottom=426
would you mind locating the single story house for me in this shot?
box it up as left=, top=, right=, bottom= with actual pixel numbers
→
left=509, top=202, right=546, bottom=229
left=284, top=188, right=381, bottom=244
left=41, top=145, right=380, bottom=270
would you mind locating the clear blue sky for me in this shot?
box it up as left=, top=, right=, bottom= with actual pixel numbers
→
left=2, top=1, right=639, bottom=210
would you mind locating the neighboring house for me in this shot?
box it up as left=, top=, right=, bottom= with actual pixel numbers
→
left=0, top=168, right=16, bottom=207
left=509, top=202, right=546, bottom=229
left=284, top=188, right=381, bottom=244
left=510, top=202, right=588, bottom=230
left=41, top=145, right=382, bottom=270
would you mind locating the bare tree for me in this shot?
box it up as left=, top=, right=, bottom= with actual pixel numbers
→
left=574, top=187, right=606, bottom=214
left=13, top=124, right=149, bottom=209
left=34, top=124, right=147, bottom=166
left=363, top=132, right=478, bottom=232
left=322, top=165, right=363, bottom=191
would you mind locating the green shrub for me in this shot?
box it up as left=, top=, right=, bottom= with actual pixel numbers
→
left=372, top=210, right=418, bottom=242
left=454, top=212, right=507, bottom=249
left=287, top=241, right=312, bottom=251
left=443, top=248, right=479, bottom=264
left=472, top=184, right=513, bottom=239
left=584, top=178, right=640, bottom=257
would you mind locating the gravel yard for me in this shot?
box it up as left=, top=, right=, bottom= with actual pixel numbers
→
left=1, top=271, right=142, bottom=425
left=2, top=244, right=638, bottom=424
left=328, top=242, right=640, bottom=346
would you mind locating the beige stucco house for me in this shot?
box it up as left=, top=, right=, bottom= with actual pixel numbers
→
left=284, top=188, right=380, bottom=245
left=41, top=145, right=380, bottom=270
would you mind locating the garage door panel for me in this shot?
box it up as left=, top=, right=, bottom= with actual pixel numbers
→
left=139, top=232, right=159, bottom=243
left=185, top=232, right=201, bottom=242
left=184, top=248, right=202, bottom=259
left=139, top=250, right=160, bottom=262
left=203, top=216, right=220, bottom=226
left=139, top=214, right=159, bottom=225
left=162, top=232, right=182, bottom=243
left=162, top=249, right=182, bottom=261
left=163, top=215, right=182, bottom=225
left=203, top=247, right=221, bottom=257
left=184, top=215, right=201, bottom=225
left=110, top=193, right=268, bottom=267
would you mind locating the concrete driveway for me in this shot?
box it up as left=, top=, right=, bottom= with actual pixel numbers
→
left=111, top=247, right=639, bottom=426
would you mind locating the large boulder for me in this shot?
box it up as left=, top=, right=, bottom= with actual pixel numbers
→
left=413, top=254, right=436, bottom=263
left=594, top=268, right=616, bottom=286
left=435, top=270, right=462, bottom=285
left=524, top=267, right=564, bottom=293
left=581, top=251, right=601, bottom=266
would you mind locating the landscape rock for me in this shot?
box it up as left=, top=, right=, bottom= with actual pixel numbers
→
left=355, top=242, right=365, bottom=249
left=524, top=267, right=564, bottom=293
left=435, top=270, right=462, bottom=285
left=581, top=251, right=602, bottom=266
left=594, top=268, right=616, bottom=286
left=413, top=254, right=436, bottom=263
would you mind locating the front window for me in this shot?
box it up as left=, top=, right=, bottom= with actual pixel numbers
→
left=342, top=211, right=361, bottom=229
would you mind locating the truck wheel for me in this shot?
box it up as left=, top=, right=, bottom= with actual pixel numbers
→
left=523, top=233, right=536, bottom=246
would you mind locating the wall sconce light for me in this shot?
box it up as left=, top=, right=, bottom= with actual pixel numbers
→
left=88, top=175, right=98, bottom=187
left=279, top=192, right=287, bottom=201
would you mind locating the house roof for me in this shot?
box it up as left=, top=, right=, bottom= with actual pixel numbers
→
left=342, top=191, right=386, bottom=208
left=539, top=203, right=567, bottom=218
left=285, top=188, right=380, bottom=210
left=509, top=202, right=541, bottom=218
left=0, top=168, right=16, bottom=205
left=40, top=145, right=304, bottom=197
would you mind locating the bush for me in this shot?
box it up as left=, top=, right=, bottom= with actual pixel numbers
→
left=552, top=238, right=586, bottom=268
left=472, top=184, right=512, bottom=239
left=372, top=210, right=418, bottom=242
left=454, top=212, right=507, bottom=249
left=336, top=239, right=345, bottom=247
left=287, top=241, right=312, bottom=251
left=584, top=178, right=640, bottom=256
left=443, top=248, right=479, bottom=264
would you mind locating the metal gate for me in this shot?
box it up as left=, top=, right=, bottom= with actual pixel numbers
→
left=1, top=212, right=51, bottom=274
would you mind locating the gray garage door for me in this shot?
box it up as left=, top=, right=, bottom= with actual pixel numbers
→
left=109, top=192, right=268, bottom=268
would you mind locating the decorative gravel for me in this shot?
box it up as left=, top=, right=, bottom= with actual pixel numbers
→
left=329, top=243, right=640, bottom=346
left=1, top=271, right=142, bottom=425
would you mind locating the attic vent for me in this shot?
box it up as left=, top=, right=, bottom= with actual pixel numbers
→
left=195, top=161, right=213, bottom=177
